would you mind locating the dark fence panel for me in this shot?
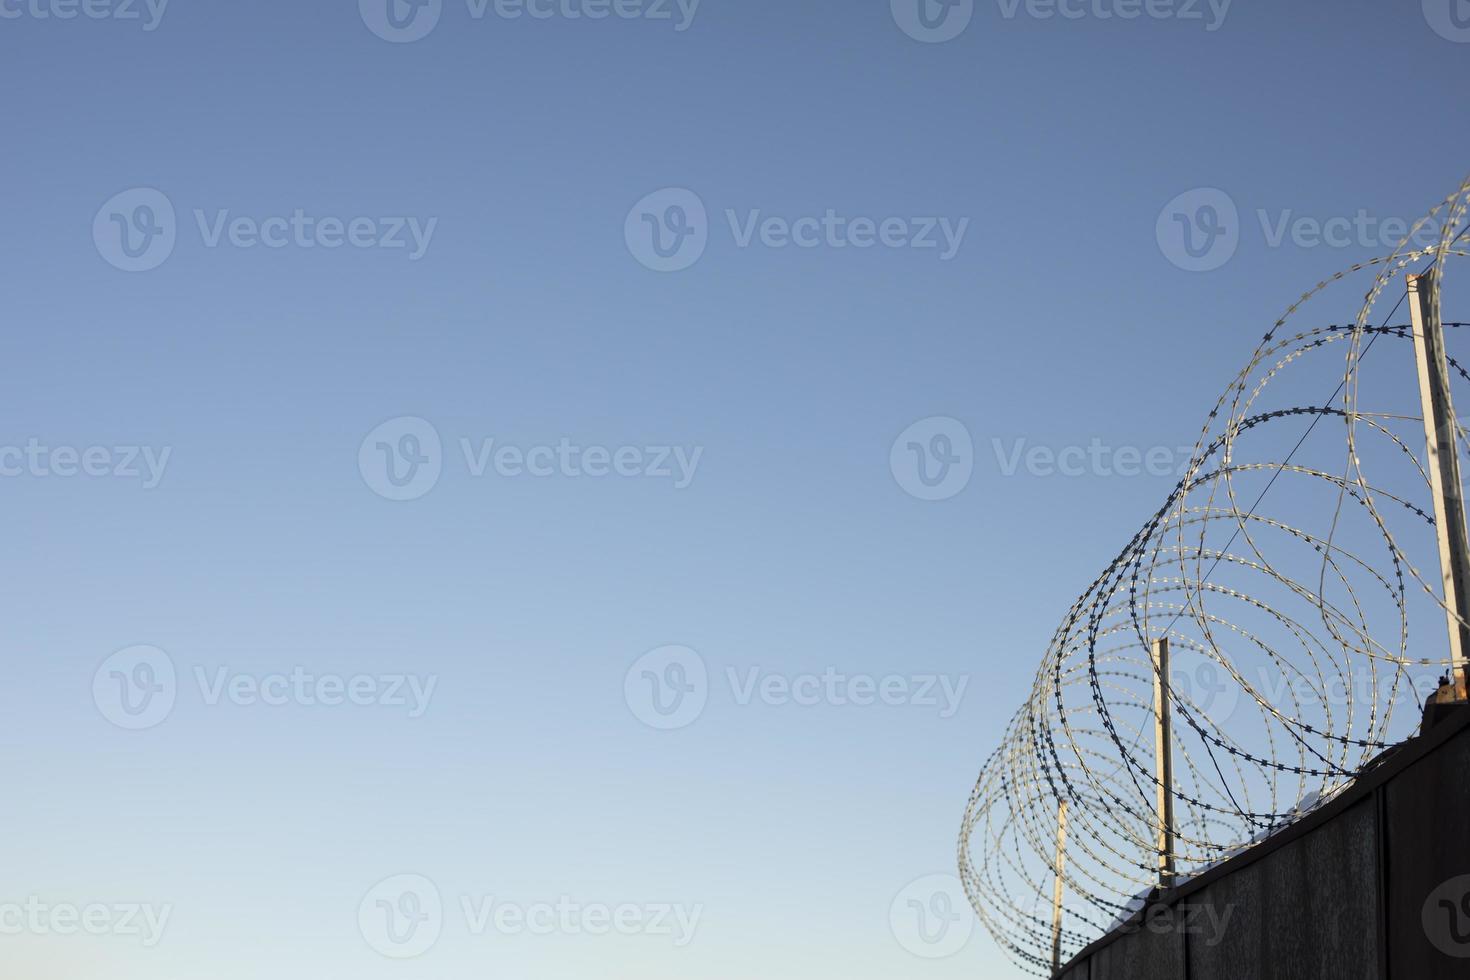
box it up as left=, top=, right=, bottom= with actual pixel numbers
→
left=1058, top=712, right=1470, bottom=980
left=1187, top=798, right=1378, bottom=980
left=1385, top=720, right=1470, bottom=978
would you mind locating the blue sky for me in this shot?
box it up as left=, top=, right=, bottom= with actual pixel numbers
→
left=3, top=1, right=1470, bottom=977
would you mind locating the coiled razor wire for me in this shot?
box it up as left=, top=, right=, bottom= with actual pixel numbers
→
left=959, top=174, right=1470, bottom=976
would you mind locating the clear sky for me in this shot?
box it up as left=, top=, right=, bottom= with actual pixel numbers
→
left=3, top=2, right=1470, bottom=978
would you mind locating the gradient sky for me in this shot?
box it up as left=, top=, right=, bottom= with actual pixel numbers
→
left=4, top=2, right=1470, bottom=978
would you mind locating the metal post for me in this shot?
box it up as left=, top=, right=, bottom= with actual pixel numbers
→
left=1409, top=271, right=1470, bottom=695
left=1050, top=798, right=1069, bottom=975
left=1152, top=637, right=1176, bottom=885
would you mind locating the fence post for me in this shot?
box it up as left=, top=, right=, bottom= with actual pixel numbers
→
left=1152, top=637, right=1176, bottom=885
left=1409, top=271, right=1470, bottom=696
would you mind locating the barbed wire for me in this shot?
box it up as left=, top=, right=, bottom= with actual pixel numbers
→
left=958, top=174, right=1470, bottom=976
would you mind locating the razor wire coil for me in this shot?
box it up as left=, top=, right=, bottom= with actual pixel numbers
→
left=960, top=175, right=1470, bottom=976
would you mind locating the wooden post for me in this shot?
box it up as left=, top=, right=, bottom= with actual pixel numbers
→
left=1051, top=798, right=1069, bottom=975
left=1152, top=637, right=1176, bottom=885
left=1409, top=271, right=1470, bottom=695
